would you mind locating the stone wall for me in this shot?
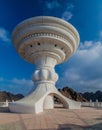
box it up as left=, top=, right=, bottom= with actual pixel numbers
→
left=81, top=101, right=102, bottom=108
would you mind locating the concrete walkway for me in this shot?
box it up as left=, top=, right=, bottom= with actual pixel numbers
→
left=0, top=107, right=102, bottom=130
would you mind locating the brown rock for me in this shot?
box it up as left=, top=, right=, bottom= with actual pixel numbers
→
left=56, top=87, right=87, bottom=102
left=0, top=91, right=24, bottom=102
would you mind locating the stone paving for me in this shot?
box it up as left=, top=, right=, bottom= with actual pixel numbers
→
left=0, top=107, right=102, bottom=130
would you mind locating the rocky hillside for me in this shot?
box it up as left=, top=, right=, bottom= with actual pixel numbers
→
left=1, top=87, right=96, bottom=102
left=81, top=91, right=102, bottom=102
left=0, top=91, right=24, bottom=102
left=57, top=87, right=87, bottom=102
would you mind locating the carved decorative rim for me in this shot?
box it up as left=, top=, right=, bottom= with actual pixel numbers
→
left=12, top=16, right=80, bottom=64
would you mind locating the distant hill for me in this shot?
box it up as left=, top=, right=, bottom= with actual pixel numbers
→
left=81, top=91, right=102, bottom=102
left=56, top=86, right=87, bottom=102
left=1, top=88, right=101, bottom=103
left=0, top=91, right=24, bottom=102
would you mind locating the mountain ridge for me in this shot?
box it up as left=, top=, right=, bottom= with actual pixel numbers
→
left=0, top=87, right=102, bottom=102
left=58, top=87, right=87, bottom=102
left=0, top=91, right=24, bottom=102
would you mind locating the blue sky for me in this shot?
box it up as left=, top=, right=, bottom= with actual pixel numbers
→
left=0, top=0, right=102, bottom=95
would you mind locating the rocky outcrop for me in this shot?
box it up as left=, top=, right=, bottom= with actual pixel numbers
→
left=0, top=87, right=89, bottom=103
left=57, top=87, right=87, bottom=102
left=0, top=91, right=24, bottom=102
left=81, top=91, right=102, bottom=102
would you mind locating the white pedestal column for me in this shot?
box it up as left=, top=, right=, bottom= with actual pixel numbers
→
left=43, top=95, right=54, bottom=109
left=32, top=56, right=58, bottom=109
left=9, top=16, right=81, bottom=114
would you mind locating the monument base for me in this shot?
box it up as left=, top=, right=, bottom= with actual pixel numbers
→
left=9, top=82, right=81, bottom=114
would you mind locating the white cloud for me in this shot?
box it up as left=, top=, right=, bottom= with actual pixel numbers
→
left=64, top=68, right=80, bottom=81
left=11, top=78, right=33, bottom=86
left=79, top=41, right=93, bottom=49
left=77, top=42, right=101, bottom=65
left=61, top=3, right=74, bottom=21
left=44, top=1, right=74, bottom=21
left=0, top=78, right=34, bottom=95
left=62, top=11, right=73, bottom=21
left=0, top=28, right=10, bottom=43
left=57, top=41, right=102, bottom=92
left=45, top=0, right=60, bottom=9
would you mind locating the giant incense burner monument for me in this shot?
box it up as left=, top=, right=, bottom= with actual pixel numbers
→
left=9, top=16, right=81, bottom=113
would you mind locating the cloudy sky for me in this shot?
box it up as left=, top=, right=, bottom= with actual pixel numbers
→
left=0, top=0, right=102, bottom=95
